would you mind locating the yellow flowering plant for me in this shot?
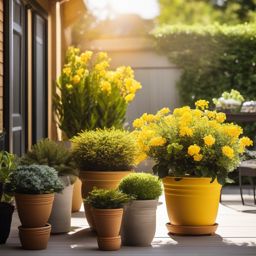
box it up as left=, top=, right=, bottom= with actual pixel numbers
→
left=54, top=47, right=141, bottom=138
left=133, top=100, right=253, bottom=185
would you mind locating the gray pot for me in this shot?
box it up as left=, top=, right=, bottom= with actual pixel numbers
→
left=121, top=200, right=158, bottom=246
left=48, top=177, right=73, bottom=233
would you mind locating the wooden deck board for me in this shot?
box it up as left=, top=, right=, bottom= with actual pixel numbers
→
left=1, top=187, right=256, bottom=255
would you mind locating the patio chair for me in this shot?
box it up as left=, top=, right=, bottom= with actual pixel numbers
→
left=239, top=159, right=256, bottom=205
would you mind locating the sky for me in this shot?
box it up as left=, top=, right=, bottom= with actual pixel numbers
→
left=85, top=0, right=160, bottom=20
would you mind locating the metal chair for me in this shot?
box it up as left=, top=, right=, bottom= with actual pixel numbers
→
left=239, top=160, right=256, bottom=205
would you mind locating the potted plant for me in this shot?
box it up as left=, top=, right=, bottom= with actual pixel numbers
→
left=54, top=47, right=142, bottom=138
left=213, top=89, right=244, bottom=112
left=133, top=100, right=253, bottom=235
left=6, top=165, right=64, bottom=250
left=71, top=128, right=138, bottom=229
left=85, top=188, right=131, bottom=251
left=0, top=151, right=17, bottom=244
left=118, top=173, right=162, bottom=246
left=20, top=139, right=79, bottom=233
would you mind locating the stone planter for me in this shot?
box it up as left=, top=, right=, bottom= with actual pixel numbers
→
left=48, top=177, right=73, bottom=233
left=121, top=200, right=158, bottom=246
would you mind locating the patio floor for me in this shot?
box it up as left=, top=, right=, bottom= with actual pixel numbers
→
left=1, top=186, right=256, bottom=256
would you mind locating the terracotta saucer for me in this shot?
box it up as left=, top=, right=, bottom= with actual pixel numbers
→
left=166, top=222, right=218, bottom=236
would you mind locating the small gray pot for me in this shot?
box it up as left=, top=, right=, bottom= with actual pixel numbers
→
left=121, top=199, right=158, bottom=246
left=48, top=177, right=73, bottom=233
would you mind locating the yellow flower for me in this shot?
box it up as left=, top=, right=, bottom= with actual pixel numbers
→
left=179, top=126, right=193, bottom=137
left=125, top=93, right=135, bottom=103
left=222, top=146, right=234, bottom=159
left=80, top=51, right=93, bottom=63
left=206, top=110, right=216, bottom=119
left=203, top=135, right=215, bottom=146
left=157, top=107, right=170, bottom=116
left=239, top=136, right=253, bottom=147
left=65, top=84, right=73, bottom=90
left=193, top=154, right=203, bottom=161
left=173, top=106, right=191, bottom=116
left=215, top=112, right=226, bottom=123
left=223, top=124, right=243, bottom=138
left=77, top=68, right=85, bottom=76
left=100, top=81, right=112, bottom=94
left=141, top=113, right=156, bottom=123
left=188, top=144, right=201, bottom=156
left=133, top=118, right=144, bottom=128
left=72, top=75, right=81, bottom=84
left=149, top=137, right=166, bottom=147
left=63, top=67, right=71, bottom=76
left=195, top=100, right=209, bottom=110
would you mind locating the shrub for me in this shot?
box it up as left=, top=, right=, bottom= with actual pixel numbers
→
left=20, top=139, right=78, bottom=184
left=0, top=151, right=17, bottom=203
left=133, top=101, right=253, bottom=185
left=54, top=47, right=142, bottom=138
left=153, top=24, right=256, bottom=106
left=6, top=165, right=64, bottom=194
left=71, top=129, right=138, bottom=171
left=85, top=188, right=132, bottom=209
left=119, top=173, right=162, bottom=200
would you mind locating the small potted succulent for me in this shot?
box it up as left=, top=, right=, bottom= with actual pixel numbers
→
left=0, top=151, right=17, bottom=244
left=6, top=165, right=64, bottom=250
left=119, top=173, right=162, bottom=246
left=85, top=188, right=131, bottom=251
left=71, top=128, right=138, bottom=229
left=133, top=100, right=253, bottom=235
left=20, top=139, right=79, bottom=233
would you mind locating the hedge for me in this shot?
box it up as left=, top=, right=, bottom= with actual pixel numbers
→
left=153, top=24, right=256, bottom=106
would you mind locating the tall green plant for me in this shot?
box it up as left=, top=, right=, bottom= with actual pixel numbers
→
left=54, top=47, right=142, bottom=138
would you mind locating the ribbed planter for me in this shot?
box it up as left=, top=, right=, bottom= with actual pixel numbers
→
left=79, top=171, right=131, bottom=229
left=121, top=200, right=158, bottom=246
left=0, top=202, right=14, bottom=244
left=163, top=177, right=222, bottom=235
left=72, top=178, right=83, bottom=212
left=97, top=236, right=121, bottom=251
left=48, top=181, right=73, bottom=234
left=92, top=208, right=123, bottom=237
left=19, top=223, right=51, bottom=250
left=15, top=194, right=54, bottom=228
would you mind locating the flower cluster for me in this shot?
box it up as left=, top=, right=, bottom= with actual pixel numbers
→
left=133, top=100, right=253, bottom=184
left=55, top=47, right=142, bottom=138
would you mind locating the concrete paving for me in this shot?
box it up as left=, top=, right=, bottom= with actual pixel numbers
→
left=1, top=186, right=256, bottom=256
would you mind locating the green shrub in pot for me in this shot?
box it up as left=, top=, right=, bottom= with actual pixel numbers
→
left=119, top=173, right=162, bottom=246
left=20, top=139, right=79, bottom=233
left=86, top=188, right=132, bottom=251
left=71, top=128, right=138, bottom=229
left=20, top=139, right=78, bottom=184
left=0, top=151, right=17, bottom=244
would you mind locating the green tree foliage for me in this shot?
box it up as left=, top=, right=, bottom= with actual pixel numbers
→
left=158, top=0, right=256, bottom=25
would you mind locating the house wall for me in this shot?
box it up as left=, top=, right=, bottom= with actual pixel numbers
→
left=0, top=0, right=3, bottom=132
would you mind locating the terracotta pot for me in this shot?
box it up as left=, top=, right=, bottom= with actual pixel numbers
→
left=15, top=193, right=54, bottom=228
left=79, top=171, right=131, bottom=229
left=122, top=200, right=158, bottom=246
left=97, top=236, right=121, bottom=251
left=19, top=223, right=51, bottom=250
left=92, top=208, right=123, bottom=237
left=48, top=182, right=73, bottom=234
left=163, top=177, right=222, bottom=227
left=72, top=178, right=83, bottom=212
left=0, top=202, right=14, bottom=244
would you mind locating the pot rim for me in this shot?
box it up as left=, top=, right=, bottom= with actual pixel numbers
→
left=79, top=170, right=133, bottom=174
left=15, top=193, right=54, bottom=197
left=18, top=223, right=51, bottom=231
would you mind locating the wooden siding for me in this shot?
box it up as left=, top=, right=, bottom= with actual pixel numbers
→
left=0, top=0, right=3, bottom=131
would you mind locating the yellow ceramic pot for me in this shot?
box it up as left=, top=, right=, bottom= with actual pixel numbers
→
left=163, top=177, right=222, bottom=226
